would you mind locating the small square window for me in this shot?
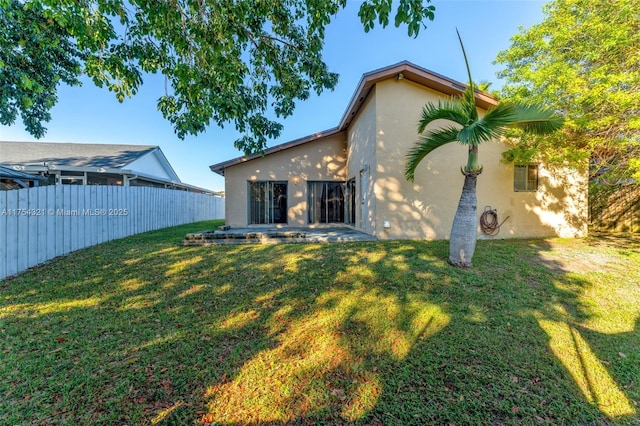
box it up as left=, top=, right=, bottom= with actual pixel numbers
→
left=514, top=165, right=539, bottom=192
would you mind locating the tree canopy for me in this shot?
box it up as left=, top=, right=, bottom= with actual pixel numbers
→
left=0, top=0, right=435, bottom=154
left=495, top=0, right=640, bottom=183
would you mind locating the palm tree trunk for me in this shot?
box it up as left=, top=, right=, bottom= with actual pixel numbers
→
left=449, top=173, right=478, bottom=267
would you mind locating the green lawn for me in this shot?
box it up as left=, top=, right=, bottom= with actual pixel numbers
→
left=1, top=220, right=639, bottom=425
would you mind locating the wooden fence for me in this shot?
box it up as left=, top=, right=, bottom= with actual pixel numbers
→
left=0, top=185, right=225, bottom=280
left=589, top=184, right=639, bottom=232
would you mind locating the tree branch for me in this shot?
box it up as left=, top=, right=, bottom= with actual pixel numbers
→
left=243, top=27, right=299, bottom=51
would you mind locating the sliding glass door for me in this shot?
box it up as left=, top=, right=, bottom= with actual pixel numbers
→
left=249, top=181, right=287, bottom=224
left=345, top=178, right=356, bottom=225
left=308, top=181, right=345, bottom=224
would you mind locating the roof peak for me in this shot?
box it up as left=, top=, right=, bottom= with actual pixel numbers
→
left=209, top=61, right=497, bottom=175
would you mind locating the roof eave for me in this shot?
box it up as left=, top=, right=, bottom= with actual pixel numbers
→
left=0, top=165, right=48, bottom=180
left=338, top=61, right=497, bottom=130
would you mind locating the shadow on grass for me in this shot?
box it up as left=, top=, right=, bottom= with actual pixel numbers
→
left=361, top=239, right=639, bottom=425
left=0, top=222, right=638, bottom=425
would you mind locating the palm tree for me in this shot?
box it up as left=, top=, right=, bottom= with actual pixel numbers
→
left=405, top=31, right=563, bottom=267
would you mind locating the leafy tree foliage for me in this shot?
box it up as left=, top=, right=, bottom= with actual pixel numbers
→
left=495, top=0, right=640, bottom=183
left=0, top=0, right=435, bottom=153
left=0, top=0, right=83, bottom=138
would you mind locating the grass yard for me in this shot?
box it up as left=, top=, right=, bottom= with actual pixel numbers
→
left=1, top=220, right=639, bottom=425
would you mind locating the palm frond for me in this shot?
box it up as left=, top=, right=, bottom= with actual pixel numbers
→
left=418, top=99, right=468, bottom=133
left=457, top=29, right=478, bottom=121
left=457, top=29, right=475, bottom=95
left=405, top=126, right=461, bottom=182
left=458, top=119, right=505, bottom=145
left=457, top=102, right=564, bottom=145
left=457, top=103, right=517, bottom=145
left=503, top=103, right=564, bottom=134
left=459, top=87, right=479, bottom=122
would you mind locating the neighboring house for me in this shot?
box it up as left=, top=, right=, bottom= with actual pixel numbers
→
left=0, top=141, right=219, bottom=194
left=0, top=164, right=48, bottom=190
left=210, top=61, right=587, bottom=240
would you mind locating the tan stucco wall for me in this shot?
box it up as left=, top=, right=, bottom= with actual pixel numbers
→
left=360, top=78, right=588, bottom=240
left=496, top=160, right=589, bottom=238
left=346, top=89, right=377, bottom=234
left=223, top=134, right=347, bottom=227
left=220, top=75, right=587, bottom=239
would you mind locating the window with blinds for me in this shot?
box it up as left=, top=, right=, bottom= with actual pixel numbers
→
left=514, top=165, right=539, bottom=192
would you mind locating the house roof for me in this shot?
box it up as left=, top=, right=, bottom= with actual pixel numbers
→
left=0, top=141, right=223, bottom=194
left=0, top=164, right=47, bottom=180
left=1, top=141, right=182, bottom=183
left=0, top=141, right=157, bottom=168
left=209, top=61, right=498, bottom=175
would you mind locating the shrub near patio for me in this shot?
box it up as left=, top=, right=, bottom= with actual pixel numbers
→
left=1, top=221, right=638, bottom=425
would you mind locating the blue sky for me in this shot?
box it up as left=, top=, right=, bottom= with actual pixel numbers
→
left=0, top=0, right=546, bottom=191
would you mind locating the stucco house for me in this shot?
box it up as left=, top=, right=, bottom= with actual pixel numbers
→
left=1, top=141, right=218, bottom=194
left=210, top=61, right=587, bottom=240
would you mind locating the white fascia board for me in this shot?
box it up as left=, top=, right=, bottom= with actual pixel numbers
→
left=125, top=149, right=180, bottom=182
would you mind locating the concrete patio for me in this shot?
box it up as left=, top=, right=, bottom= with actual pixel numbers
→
left=182, top=226, right=377, bottom=246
